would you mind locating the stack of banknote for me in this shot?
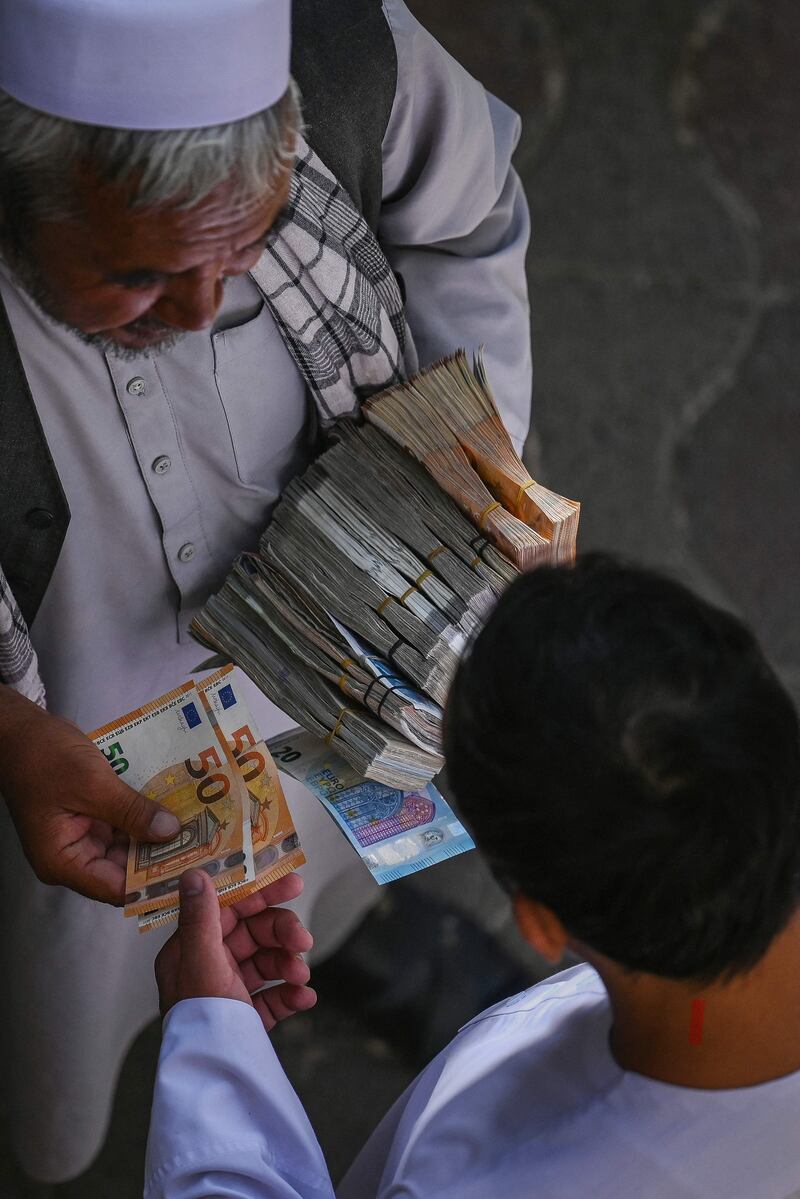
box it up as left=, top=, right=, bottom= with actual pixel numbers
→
left=364, top=351, right=581, bottom=568
left=90, top=666, right=305, bottom=931
left=192, top=352, right=580, bottom=790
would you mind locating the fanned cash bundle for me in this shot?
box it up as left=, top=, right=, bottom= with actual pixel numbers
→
left=193, top=589, right=443, bottom=790
left=364, top=350, right=580, bottom=567
left=263, top=479, right=464, bottom=705
left=213, top=554, right=442, bottom=756
left=193, top=352, right=580, bottom=789
left=332, top=424, right=518, bottom=594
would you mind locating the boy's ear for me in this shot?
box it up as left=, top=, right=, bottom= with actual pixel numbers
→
left=513, top=893, right=570, bottom=963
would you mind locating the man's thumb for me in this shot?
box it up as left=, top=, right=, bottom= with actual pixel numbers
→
left=104, top=777, right=181, bottom=842
left=177, top=870, right=226, bottom=981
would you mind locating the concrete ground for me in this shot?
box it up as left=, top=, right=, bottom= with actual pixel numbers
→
left=4, top=0, right=797, bottom=1193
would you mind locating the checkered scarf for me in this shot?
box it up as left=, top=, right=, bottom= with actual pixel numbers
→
left=0, top=136, right=417, bottom=706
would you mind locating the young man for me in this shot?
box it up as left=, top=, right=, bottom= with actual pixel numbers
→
left=147, top=554, right=800, bottom=1198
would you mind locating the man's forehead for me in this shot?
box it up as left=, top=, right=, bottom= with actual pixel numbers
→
left=76, top=167, right=291, bottom=261
left=79, top=167, right=280, bottom=225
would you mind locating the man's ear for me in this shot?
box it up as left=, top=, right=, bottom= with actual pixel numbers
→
left=513, top=893, right=570, bottom=964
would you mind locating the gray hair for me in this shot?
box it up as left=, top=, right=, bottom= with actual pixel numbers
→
left=0, top=80, right=302, bottom=239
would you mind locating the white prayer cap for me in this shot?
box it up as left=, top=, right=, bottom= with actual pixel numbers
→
left=0, top=0, right=292, bottom=130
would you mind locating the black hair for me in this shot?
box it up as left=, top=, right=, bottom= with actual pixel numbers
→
left=444, top=553, right=800, bottom=983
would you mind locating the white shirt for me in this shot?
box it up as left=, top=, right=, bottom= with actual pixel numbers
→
left=145, top=964, right=800, bottom=1199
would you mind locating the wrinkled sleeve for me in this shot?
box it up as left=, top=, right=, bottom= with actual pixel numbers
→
left=144, top=998, right=335, bottom=1199
left=379, top=0, right=533, bottom=454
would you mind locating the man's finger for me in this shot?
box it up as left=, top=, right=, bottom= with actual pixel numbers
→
left=245, top=906, right=314, bottom=955
left=79, top=856, right=128, bottom=905
left=106, top=842, right=129, bottom=871
left=154, top=934, right=181, bottom=1004
left=52, top=832, right=127, bottom=904
left=237, top=949, right=311, bottom=995
left=52, top=854, right=127, bottom=905
left=177, top=869, right=227, bottom=989
left=229, top=871, right=304, bottom=920
left=86, top=820, right=114, bottom=848
left=98, top=776, right=181, bottom=843
left=252, top=948, right=311, bottom=987
left=223, top=917, right=260, bottom=965
left=253, top=983, right=317, bottom=1031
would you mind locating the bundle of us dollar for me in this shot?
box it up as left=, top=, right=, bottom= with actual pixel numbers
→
left=192, top=351, right=580, bottom=791
left=90, top=667, right=304, bottom=931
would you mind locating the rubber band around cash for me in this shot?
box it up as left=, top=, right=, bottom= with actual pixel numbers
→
left=377, top=681, right=403, bottom=719
left=478, top=500, right=502, bottom=529
left=387, top=638, right=404, bottom=664
left=427, top=545, right=448, bottom=565
left=399, top=569, right=433, bottom=606
left=325, top=707, right=352, bottom=745
left=363, top=675, right=402, bottom=720
left=514, top=478, right=538, bottom=510
left=469, top=535, right=489, bottom=571
left=378, top=569, right=435, bottom=615
left=336, top=657, right=356, bottom=694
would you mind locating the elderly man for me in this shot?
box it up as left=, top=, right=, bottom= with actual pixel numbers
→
left=0, top=0, right=531, bottom=1183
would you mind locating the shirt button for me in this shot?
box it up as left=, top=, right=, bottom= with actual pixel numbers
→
left=126, top=376, right=147, bottom=396
left=177, top=542, right=196, bottom=564
left=152, top=455, right=172, bottom=475
left=24, top=507, right=55, bottom=529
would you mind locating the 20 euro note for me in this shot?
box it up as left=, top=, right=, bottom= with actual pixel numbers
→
left=267, top=726, right=474, bottom=885
left=90, top=681, right=250, bottom=918
left=137, top=667, right=305, bottom=932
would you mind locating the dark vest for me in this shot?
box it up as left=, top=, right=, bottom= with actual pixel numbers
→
left=0, top=0, right=397, bottom=628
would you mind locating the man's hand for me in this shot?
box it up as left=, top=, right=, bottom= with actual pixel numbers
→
left=155, top=869, right=317, bottom=1031
left=0, top=686, right=181, bottom=904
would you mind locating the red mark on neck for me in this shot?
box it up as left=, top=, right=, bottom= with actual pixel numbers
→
left=689, top=998, right=705, bottom=1045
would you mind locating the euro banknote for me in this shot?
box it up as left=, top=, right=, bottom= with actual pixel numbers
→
left=90, top=668, right=304, bottom=930
left=200, top=667, right=305, bottom=893
left=267, top=726, right=475, bottom=885
left=91, top=680, right=250, bottom=918
left=137, top=669, right=306, bottom=932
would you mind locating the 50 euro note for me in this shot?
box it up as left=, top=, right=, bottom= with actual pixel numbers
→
left=90, top=680, right=251, bottom=919
left=137, top=667, right=305, bottom=933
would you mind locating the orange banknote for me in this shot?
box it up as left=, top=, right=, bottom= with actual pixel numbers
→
left=91, top=681, right=250, bottom=919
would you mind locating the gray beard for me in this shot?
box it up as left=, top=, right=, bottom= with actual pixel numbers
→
left=1, top=248, right=187, bottom=360
left=69, top=323, right=187, bottom=361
